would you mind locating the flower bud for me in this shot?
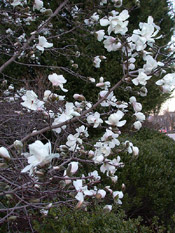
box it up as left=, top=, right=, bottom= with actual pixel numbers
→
left=14, top=140, right=23, bottom=150
left=73, top=94, right=86, bottom=101
left=103, top=205, right=112, bottom=213
left=0, top=147, right=11, bottom=160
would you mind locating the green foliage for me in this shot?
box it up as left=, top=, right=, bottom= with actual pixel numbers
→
left=118, top=128, right=175, bottom=228
left=33, top=206, right=164, bottom=233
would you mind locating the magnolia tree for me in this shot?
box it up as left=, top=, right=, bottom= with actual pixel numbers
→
left=0, top=0, right=175, bottom=228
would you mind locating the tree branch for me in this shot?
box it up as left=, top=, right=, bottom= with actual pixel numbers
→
left=0, top=0, right=69, bottom=73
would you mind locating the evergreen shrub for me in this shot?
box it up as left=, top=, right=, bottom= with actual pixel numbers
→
left=118, top=128, right=175, bottom=228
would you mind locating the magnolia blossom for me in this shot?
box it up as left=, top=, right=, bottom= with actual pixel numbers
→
left=87, top=112, right=103, bottom=128
left=73, top=94, right=85, bottom=101
left=68, top=162, right=79, bottom=175
left=88, top=170, right=101, bottom=181
left=113, top=191, right=123, bottom=204
left=100, top=0, right=107, bottom=6
left=156, top=73, right=175, bottom=93
left=108, top=10, right=129, bottom=35
left=101, top=129, right=120, bottom=148
left=133, top=121, right=142, bottom=130
left=21, top=140, right=59, bottom=174
left=11, top=0, right=23, bottom=7
left=96, top=30, right=105, bottom=42
left=132, top=146, right=139, bottom=156
left=48, top=73, right=68, bottom=92
left=73, top=181, right=96, bottom=203
left=97, top=189, right=106, bottom=198
left=132, top=71, right=151, bottom=86
left=93, top=154, right=104, bottom=164
left=131, top=100, right=142, bottom=112
left=66, top=134, right=82, bottom=151
left=134, top=112, right=145, bottom=122
left=21, top=90, right=44, bottom=111
left=93, top=56, right=101, bottom=68
left=43, top=90, right=52, bottom=101
left=103, top=36, right=121, bottom=52
left=100, top=157, right=123, bottom=176
left=106, top=110, right=126, bottom=127
left=129, top=97, right=142, bottom=112
left=91, top=12, right=99, bottom=22
left=52, top=103, right=80, bottom=134
left=0, top=147, right=10, bottom=160
left=133, top=16, right=160, bottom=43
left=143, top=55, right=159, bottom=73
left=103, top=205, right=112, bottom=212
left=100, top=10, right=129, bottom=35
left=124, top=141, right=139, bottom=156
left=139, top=86, right=148, bottom=97
left=36, top=36, right=53, bottom=52
left=129, top=34, right=146, bottom=51
left=33, top=0, right=43, bottom=11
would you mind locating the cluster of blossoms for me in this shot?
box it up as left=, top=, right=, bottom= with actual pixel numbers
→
left=0, top=0, right=175, bottom=222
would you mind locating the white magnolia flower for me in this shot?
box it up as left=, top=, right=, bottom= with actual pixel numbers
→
left=95, top=142, right=111, bottom=158
left=97, top=189, right=106, bottom=198
left=139, top=86, right=148, bottom=97
left=33, top=0, right=43, bottom=11
left=106, top=110, right=126, bottom=127
left=91, top=12, right=99, bottom=22
left=21, top=90, right=44, bottom=111
left=156, top=73, right=175, bottom=93
left=66, top=134, right=82, bottom=151
left=93, top=154, right=104, bottom=164
left=87, top=112, right=103, bottom=128
left=100, top=0, right=108, bottom=6
left=113, top=191, right=123, bottom=204
left=96, top=30, right=105, bottom=42
left=11, top=0, right=23, bottom=7
left=43, top=90, right=53, bottom=102
left=129, top=96, right=136, bottom=104
left=132, top=146, right=139, bottom=156
left=73, top=179, right=83, bottom=191
left=129, top=34, right=146, bottom=51
left=93, top=56, right=101, bottom=68
left=76, top=125, right=89, bottom=137
left=133, top=121, right=142, bottom=130
left=21, top=140, right=59, bottom=173
left=88, top=170, right=101, bottom=181
left=103, top=36, right=121, bottom=52
left=143, top=55, right=158, bottom=73
left=68, top=161, right=79, bottom=175
left=107, top=10, right=129, bottom=35
left=0, top=147, right=10, bottom=160
left=133, top=102, right=142, bottom=112
left=48, top=73, right=68, bottom=92
left=134, top=112, right=145, bottom=122
left=75, top=192, right=84, bottom=202
left=132, top=71, right=151, bottom=86
left=52, top=113, right=71, bottom=134
left=100, top=157, right=123, bottom=175
left=73, top=94, right=85, bottom=101
left=100, top=18, right=110, bottom=27
left=36, top=36, right=53, bottom=52
left=133, top=16, right=160, bottom=43
left=103, top=205, right=112, bottom=212
left=111, top=176, right=118, bottom=183
left=14, top=140, right=23, bottom=150
left=101, top=129, right=120, bottom=148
